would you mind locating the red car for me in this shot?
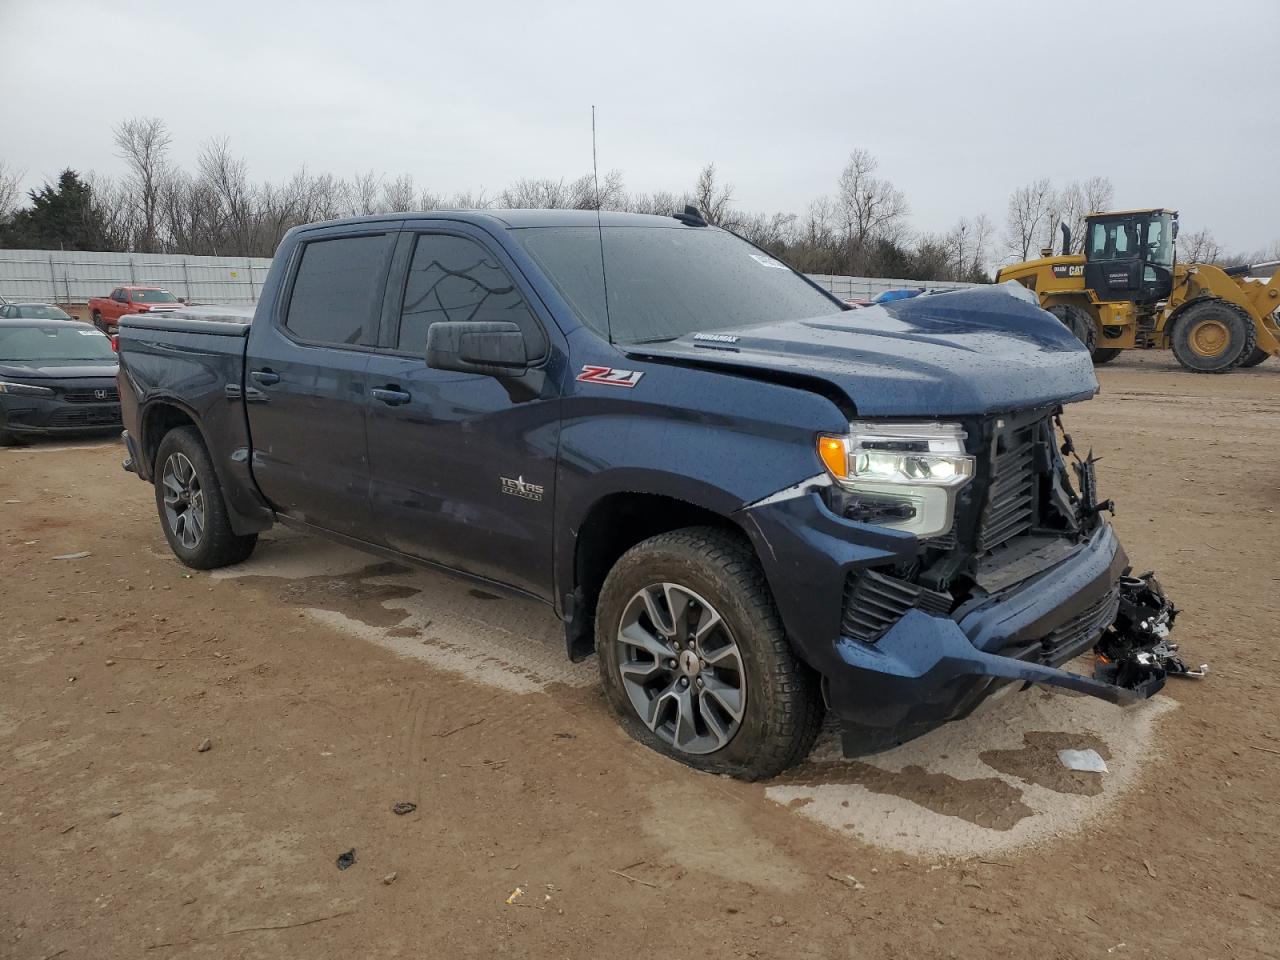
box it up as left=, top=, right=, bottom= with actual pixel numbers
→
left=88, top=286, right=182, bottom=332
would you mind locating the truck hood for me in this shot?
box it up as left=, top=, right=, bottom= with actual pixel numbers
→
left=626, top=285, right=1099, bottom=417
left=0, top=360, right=118, bottom=380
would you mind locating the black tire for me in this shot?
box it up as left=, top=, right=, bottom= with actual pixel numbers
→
left=153, top=426, right=257, bottom=569
left=1048, top=303, right=1098, bottom=354
left=1239, top=346, right=1270, bottom=368
left=91, top=310, right=105, bottom=333
left=1170, top=299, right=1258, bottom=373
left=1092, top=348, right=1122, bottom=365
left=595, top=527, right=823, bottom=781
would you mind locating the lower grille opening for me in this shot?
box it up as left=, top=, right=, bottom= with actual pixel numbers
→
left=842, top=568, right=953, bottom=642
left=1002, top=588, right=1120, bottom=666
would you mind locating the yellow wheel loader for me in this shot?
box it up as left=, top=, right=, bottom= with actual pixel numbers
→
left=996, top=209, right=1280, bottom=372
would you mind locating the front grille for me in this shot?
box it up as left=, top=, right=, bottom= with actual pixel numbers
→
left=48, top=406, right=121, bottom=428
left=976, top=417, right=1041, bottom=552
left=62, top=387, right=119, bottom=403
left=842, top=568, right=952, bottom=642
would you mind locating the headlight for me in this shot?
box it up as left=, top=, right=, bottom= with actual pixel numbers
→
left=818, top=421, right=975, bottom=538
left=0, top=381, right=55, bottom=397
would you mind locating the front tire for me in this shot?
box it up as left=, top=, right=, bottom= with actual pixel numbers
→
left=1092, top=347, right=1122, bottom=365
left=1239, top=345, right=1270, bottom=368
left=1170, top=300, right=1257, bottom=373
left=1048, top=303, right=1098, bottom=355
left=154, top=426, right=257, bottom=569
left=91, top=310, right=105, bottom=333
left=595, top=527, right=822, bottom=780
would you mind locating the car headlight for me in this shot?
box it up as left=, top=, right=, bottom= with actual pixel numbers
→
left=0, top=381, right=55, bottom=397
left=817, top=421, right=975, bottom=538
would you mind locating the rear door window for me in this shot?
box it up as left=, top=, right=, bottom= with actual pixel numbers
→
left=284, top=234, right=394, bottom=346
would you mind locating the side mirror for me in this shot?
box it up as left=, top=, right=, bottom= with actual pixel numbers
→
left=426, top=321, right=529, bottom=378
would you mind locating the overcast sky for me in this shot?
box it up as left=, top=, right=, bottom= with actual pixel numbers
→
left=3, top=0, right=1278, bottom=253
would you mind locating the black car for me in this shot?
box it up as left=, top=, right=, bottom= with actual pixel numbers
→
left=0, top=319, right=121, bottom=444
left=0, top=302, right=78, bottom=321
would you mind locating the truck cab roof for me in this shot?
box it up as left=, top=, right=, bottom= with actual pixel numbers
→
left=294, top=209, right=702, bottom=234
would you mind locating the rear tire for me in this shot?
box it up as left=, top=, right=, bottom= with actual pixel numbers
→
left=154, top=426, right=257, bottom=569
left=1048, top=303, right=1098, bottom=354
left=1092, top=348, right=1122, bottom=365
left=1239, top=345, right=1270, bottom=368
left=1170, top=300, right=1257, bottom=373
left=595, top=527, right=823, bottom=781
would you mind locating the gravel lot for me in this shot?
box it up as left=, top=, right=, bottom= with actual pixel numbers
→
left=2, top=353, right=1278, bottom=959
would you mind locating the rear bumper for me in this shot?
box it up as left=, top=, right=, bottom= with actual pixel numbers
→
left=740, top=491, right=1135, bottom=755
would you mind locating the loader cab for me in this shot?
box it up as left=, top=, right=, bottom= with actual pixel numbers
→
left=1083, top=208, right=1178, bottom=304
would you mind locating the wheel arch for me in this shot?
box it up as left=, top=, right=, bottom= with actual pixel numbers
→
left=139, top=394, right=273, bottom=535
left=561, top=483, right=754, bottom=661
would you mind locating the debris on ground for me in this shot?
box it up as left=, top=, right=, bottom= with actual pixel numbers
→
left=336, top=848, right=357, bottom=871
left=827, top=872, right=865, bottom=890
left=391, top=801, right=416, bottom=815
left=1059, top=748, right=1108, bottom=773
left=505, top=887, right=524, bottom=905
left=106, top=810, right=122, bottom=819
left=382, top=872, right=397, bottom=885
left=196, top=738, right=212, bottom=753
left=53, top=551, right=92, bottom=560
left=769, top=915, right=787, bottom=927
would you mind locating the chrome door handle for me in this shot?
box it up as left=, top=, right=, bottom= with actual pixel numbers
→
left=372, top=387, right=411, bottom=406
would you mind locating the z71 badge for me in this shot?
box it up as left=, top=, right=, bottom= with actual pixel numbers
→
left=576, top=365, right=644, bottom=388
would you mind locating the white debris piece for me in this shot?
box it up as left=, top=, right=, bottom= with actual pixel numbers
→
left=1059, top=748, right=1109, bottom=773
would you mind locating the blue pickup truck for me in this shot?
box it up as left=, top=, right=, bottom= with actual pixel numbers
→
left=116, top=209, right=1186, bottom=779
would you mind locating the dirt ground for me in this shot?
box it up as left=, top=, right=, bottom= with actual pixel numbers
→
left=2, top=352, right=1278, bottom=959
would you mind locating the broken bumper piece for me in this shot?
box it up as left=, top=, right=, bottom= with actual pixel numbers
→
left=824, top=526, right=1201, bottom=757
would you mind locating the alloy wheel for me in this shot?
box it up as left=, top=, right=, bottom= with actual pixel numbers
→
left=615, top=582, right=746, bottom=755
left=161, top=452, right=205, bottom=550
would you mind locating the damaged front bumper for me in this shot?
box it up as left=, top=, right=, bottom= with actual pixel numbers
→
left=738, top=490, right=1186, bottom=757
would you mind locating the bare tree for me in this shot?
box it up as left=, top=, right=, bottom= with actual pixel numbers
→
left=836, top=149, right=908, bottom=249
left=945, top=213, right=994, bottom=281
left=626, top=190, right=686, bottom=216
left=83, top=171, right=136, bottom=251
left=0, top=160, right=23, bottom=223
left=736, top=211, right=797, bottom=251
left=381, top=173, right=416, bottom=212
left=1053, top=176, right=1115, bottom=254
left=114, top=117, right=173, bottom=252
left=1178, top=227, right=1223, bottom=264
left=692, top=163, right=736, bottom=227
left=1004, top=178, right=1055, bottom=262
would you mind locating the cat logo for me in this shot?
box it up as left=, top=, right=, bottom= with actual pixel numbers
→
left=1051, top=264, right=1085, bottom=279
left=500, top=475, right=544, bottom=502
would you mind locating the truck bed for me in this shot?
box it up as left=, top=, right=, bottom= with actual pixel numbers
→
left=116, top=309, right=269, bottom=534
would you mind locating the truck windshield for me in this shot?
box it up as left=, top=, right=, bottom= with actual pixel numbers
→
left=0, top=324, right=116, bottom=361
left=515, top=226, right=843, bottom=342
left=132, top=289, right=178, bottom=303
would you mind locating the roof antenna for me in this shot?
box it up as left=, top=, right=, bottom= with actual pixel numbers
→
left=592, top=105, right=614, bottom=345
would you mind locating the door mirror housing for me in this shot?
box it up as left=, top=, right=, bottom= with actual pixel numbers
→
left=426, top=321, right=529, bottom=377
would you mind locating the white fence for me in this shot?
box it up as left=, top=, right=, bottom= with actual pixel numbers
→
left=0, top=247, right=983, bottom=307
left=0, top=249, right=272, bottom=305
left=807, top=274, right=982, bottom=301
